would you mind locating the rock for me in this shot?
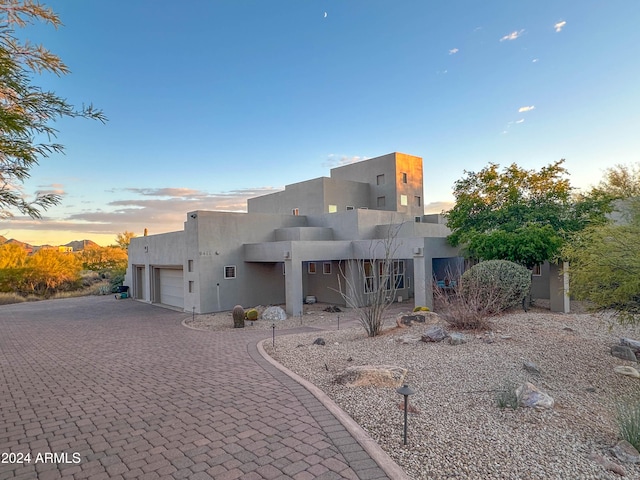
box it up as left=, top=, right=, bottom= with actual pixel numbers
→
left=612, top=440, right=640, bottom=464
left=523, top=360, right=541, bottom=375
left=588, top=452, right=626, bottom=476
left=421, top=325, right=448, bottom=343
left=612, top=345, right=638, bottom=362
left=516, top=382, right=554, bottom=409
left=614, top=366, right=640, bottom=378
left=323, top=305, right=341, bottom=312
left=448, top=332, right=467, bottom=345
left=312, top=337, right=326, bottom=346
left=396, top=334, right=422, bottom=345
left=400, top=314, right=425, bottom=326
left=335, top=365, right=408, bottom=388
left=620, top=337, right=640, bottom=353
left=262, top=306, right=287, bottom=321
left=482, top=332, right=495, bottom=344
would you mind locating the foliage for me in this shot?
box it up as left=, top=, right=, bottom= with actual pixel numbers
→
left=0, top=1, right=106, bottom=218
left=109, top=267, right=126, bottom=292
left=445, top=161, right=611, bottom=268
left=461, top=260, right=532, bottom=313
left=232, top=305, right=245, bottom=328
left=335, top=223, right=403, bottom=337
left=594, top=163, right=640, bottom=199
left=115, top=231, right=136, bottom=250
left=79, top=245, right=128, bottom=272
left=563, top=201, right=640, bottom=323
left=495, top=378, right=519, bottom=410
left=617, top=398, right=640, bottom=451
left=0, top=242, right=26, bottom=267
left=17, top=249, right=82, bottom=296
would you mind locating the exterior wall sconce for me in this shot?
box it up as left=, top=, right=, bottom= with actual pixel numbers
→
left=284, top=251, right=290, bottom=259
left=396, top=384, right=416, bottom=445
left=190, top=213, right=197, bottom=219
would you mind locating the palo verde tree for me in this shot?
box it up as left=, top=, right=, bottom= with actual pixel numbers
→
left=445, top=160, right=611, bottom=268
left=562, top=164, right=640, bottom=323
left=0, top=1, right=106, bottom=219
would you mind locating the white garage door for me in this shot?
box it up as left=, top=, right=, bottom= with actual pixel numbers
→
left=159, top=268, right=184, bottom=309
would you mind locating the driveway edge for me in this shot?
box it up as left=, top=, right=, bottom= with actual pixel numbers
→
left=256, top=338, right=411, bottom=480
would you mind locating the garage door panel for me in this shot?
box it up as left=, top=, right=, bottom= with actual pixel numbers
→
left=159, top=268, right=184, bottom=309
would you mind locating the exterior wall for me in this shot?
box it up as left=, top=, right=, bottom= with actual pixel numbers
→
left=530, top=262, right=551, bottom=300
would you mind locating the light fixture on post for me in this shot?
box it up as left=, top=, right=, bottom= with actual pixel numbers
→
left=396, top=384, right=416, bottom=445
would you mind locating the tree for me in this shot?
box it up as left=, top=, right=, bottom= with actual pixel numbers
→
left=445, top=160, right=610, bottom=268
left=79, top=244, right=128, bottom=272
left=115, top=231, right=136, bottom=250
left=562, top=201, right=640, bottom=323
left=0, top=1, right=106, bottom=219
left=594, top=163, right=640, bottom=199
left=20, top=248, right=82, bottom=295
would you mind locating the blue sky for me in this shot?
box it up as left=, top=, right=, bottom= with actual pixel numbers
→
left=4, top=0, right=640, bottom=246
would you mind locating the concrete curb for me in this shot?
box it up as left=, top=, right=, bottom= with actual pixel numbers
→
left=257, top=338, right=411, bottom=480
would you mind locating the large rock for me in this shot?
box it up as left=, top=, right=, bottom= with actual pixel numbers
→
left=262, top=306, right=287, bottom=321
left=614, top=366, right=640, bottom=378
left=448, top=332, right=468, bottom=345
left=620, top=337, right=640, bottom=353
left=516, top=382, right=554, bottom=409
left=396, top=334, right=422, bottom=345
left=421, top=325, right=448, bottom=343
left=335, top=365, right=408, bottom=388
left=612, top=440, right=640, bottom=464
left=612, top=345, right=638, bottom=362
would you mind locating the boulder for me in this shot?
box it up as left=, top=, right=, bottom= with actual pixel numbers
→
left=614, top=366, right=640, bottom=378
left=612, top=440, right=640, bottom=464
left=400, top=314, right=425, bottom=326
left=396, top=334, right=422, bottom=345
left=421, top=325, right=448, bottom=343
left=262, top=306, right=287, bottom=321
left=516, top=382, right=554, bottom=409
left=620, top=338, right=640, bottom=358
left=448, top=332, right=467, bottom=345
left=612, top=345, right=638, bottom=362
left=335, top=365, right=408, bottom=388
left=312, top=337, right=326, bottom=346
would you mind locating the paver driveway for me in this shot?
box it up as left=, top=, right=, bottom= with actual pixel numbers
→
left=0, top=296, right=391, bottom=480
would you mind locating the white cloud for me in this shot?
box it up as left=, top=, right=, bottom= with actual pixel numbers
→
left=500, top=29, right=525, bottom=42
left=322, top=155, right=369, bottom=168
left=516, top=119, right=525, bottom=124
left=532, top=58, right=539, bottom=63
left=423, top=201, right=455, bottom=214
left=448, top=48, right=459, bottom=55
left=518, top=105, right=535, bottom=113
left=554, top=21, right=566, bottom=33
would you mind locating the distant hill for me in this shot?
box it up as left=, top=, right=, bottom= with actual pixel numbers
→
left=0, top=238, right=98, bottom=252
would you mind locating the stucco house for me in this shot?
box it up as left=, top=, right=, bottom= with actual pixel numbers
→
left=125, top=152, right=472, bottom=315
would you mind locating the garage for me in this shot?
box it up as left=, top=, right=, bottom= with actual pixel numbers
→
left=158, top=268, right=184, bottom=309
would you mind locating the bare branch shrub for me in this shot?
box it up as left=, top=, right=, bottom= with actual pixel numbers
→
left=334, top=223, right=403, bottom=337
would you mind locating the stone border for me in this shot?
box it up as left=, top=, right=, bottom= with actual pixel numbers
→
left=257, top=338, right=411, bottom=480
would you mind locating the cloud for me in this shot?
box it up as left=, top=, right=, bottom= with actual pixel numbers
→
left=516, top=119, right=525, bottom=124
left=518, top=105, right=535, bottom=113
left=423, top=201, right=455, bottom=214
left=554, top=21, right=566, bottom=32
left=500, top=29, right=525, bottom=42
left=322, top=155, right=369, bottom=168
left=532, top=58, right=539, bottom=63
left=448, top=48, right=459, bottom=55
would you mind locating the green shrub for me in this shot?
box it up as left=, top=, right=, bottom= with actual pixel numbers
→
left=617, top=398, right=640, bottom=451
left=460, top=260, right=531, bottom=315
left=245, top=308, right=258, bottom=321
left=495, top=378, right=519, bottom=410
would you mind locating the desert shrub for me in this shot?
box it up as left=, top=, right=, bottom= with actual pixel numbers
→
left=0, top=293, right=26, bottom=305
left=617, top=398, right=640, bottom=450
left=109, top=267, right=126, bottom=292
left=245, top=308, right=258, bottom=321
left=460, top=260, right=531, bottom=314
left=495, top=378, right=519, bottom=410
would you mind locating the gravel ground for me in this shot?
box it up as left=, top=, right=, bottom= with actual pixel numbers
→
left=187, top=302, right=640, bottom=479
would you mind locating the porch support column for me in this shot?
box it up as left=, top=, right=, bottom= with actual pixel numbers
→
left=284, top=251, right=303, bottom=317
left=549, top=261, right=570, bottom=313
left=413, top=250, right=428, bottom=309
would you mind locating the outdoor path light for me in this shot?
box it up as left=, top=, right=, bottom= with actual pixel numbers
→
left=396, top=384, right=416, bottom=445
left=272, top=323, right=275, bottom=347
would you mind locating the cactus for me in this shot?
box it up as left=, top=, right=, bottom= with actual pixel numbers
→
left=245, top=308, right=258, bottom=321
left=232, top=305, right=245, bottom=328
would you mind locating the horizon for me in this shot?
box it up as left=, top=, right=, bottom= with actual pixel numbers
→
left=2, top=1, right=639, bottom=246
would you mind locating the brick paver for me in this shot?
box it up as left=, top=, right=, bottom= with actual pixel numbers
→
left=0, top=297, right=391, bottom=479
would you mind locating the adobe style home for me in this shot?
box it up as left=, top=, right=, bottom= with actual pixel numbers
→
left=125, top=152, right=567, bottom=315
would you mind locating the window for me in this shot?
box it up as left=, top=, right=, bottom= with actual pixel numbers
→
left=188, top=281, right=194, bottom=293
left=379, top=261, right=391, bottom=290
left=328, top=204, right=337, bottom=213
left=188, top=259, right=194, bottom=272
left=364, top=261, right=375, bottom=294
left=532, top=264, right=542, bottom=276
left=346, top=206, right=355, bottom=211
left=224, top=265, right=236, bottom=279
left=400, top=195, right=408, bottom=206
left=402, top=172, right=408, bottom=183
left=376, top=174, right=385, bottom=185
left=415, top=216, right=422, bottom=223
left=308, top=262, right=317, bottom=274
left=292, top=208, right=299, bottom=216
left=323, top=262, right=331, bottom=274
left=394, top=261, right=405, bottom=289
left=379, top=260, right=405, bottom=290
left=377, top=196, right=386, bottom=207
left=415, top=196, right=421, bottom=207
